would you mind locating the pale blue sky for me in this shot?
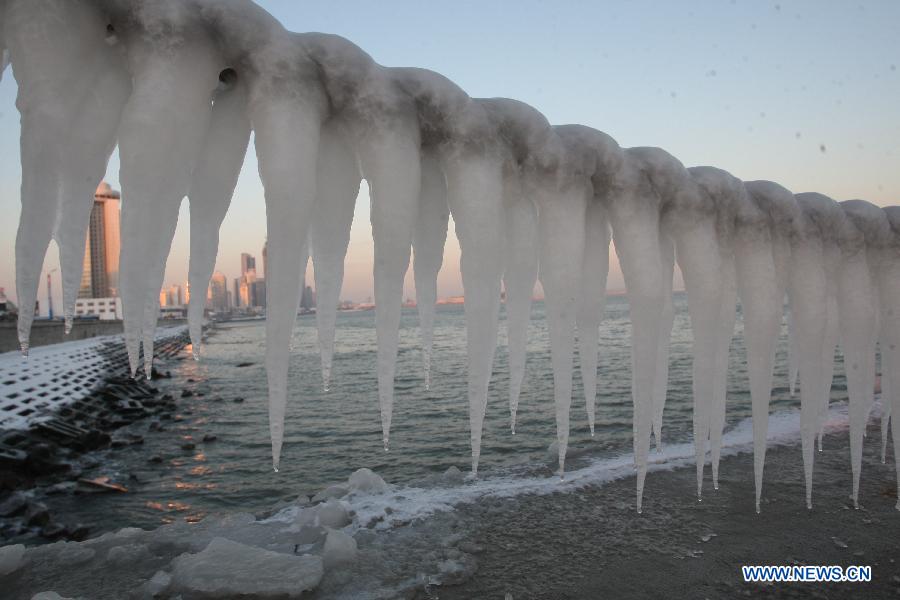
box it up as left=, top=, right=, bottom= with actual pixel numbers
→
left=1, top=0, right=898, bottom=309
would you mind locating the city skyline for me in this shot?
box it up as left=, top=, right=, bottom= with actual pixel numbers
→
left=1, top=1, right=898, bottom=314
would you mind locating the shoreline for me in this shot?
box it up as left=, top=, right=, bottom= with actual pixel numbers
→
left=0, top=328, right=191, bottom=545
left=436, top=423, right=900, bottom=599
left=0, top=408, right=898, bottom=598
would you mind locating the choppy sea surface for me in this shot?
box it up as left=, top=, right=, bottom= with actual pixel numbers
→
left=46, top=294, right=846, bottom=534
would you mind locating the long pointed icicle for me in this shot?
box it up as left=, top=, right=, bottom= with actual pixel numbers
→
left=358, top=118, right=422, bottom=451
left=444, top=152, right=505, bottom=475
left=116, top=27, right=221, bottom=379
left=5, top=0, right=111, bottom=354
left=577, top=201, right=611, bottom=437
left=537, top=184, right=588, bottom=477
left=838, top=199, right=889, bottom=507
left=673, top=220, right=722, bottom=501
left=502, top=178, right=539, bottom=434
left=187, top=70, right=252, bottom=359
left=255, top=95, right=323, bottom=471
left=610, top=202, right=664, bottom=512
left=791, top=193, right=841, bottom=508
left=56, top=52, right=131, bottom=333
left=744, top=180, right=799, bottom=511
left=652, top=232, right=675, bottom=449
left=734, top=193, right=782, bottom=513
left=835, top=215, right=877, bottom=509
left=310, top=121, right=361, bottom=390
left=411, top=151, right=449, bottom=391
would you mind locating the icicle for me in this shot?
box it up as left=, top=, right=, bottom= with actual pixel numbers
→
left=788, top=239, right=828, bottom=509
left=611, top=156, right=670, bottom=511
left=536, top=183, right=589, bottom=477
left=837, top=199, right=891, bottom=507
left=651, top=232, right=675, bottom=450
left=355, top=115, right=422, bottom=451
left=744, top=180, right=801, bottom=511
left=502, top=175, right=539, bottom=434
left=790, top=194, right=844, bottom=508
left=116, top=26, right=221, bottom=378
left=187, top=69, right=252, bottom=358
left=672, top=218, right=723, bottom=500
left=310, top=121, right=361, bottom=390
left=56, top=53, right=131, bottom=334
left=880, top=206, right=900, bottom=509
left=834, top=215, right=877, bottom=509
left=733, top=195, right=782, bottom=512
left=255, top=89, right=325, bottom=470
left=577, top=201, right=611, bottom=437
left=411, top=151, right=449, bottom=392
left=443, top=151, right=505, bottom=475
left=4, top=1, right=112, bottom=354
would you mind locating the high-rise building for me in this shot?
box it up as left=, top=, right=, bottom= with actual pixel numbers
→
left=300, top=284, right=316, bottom=310
left=169, top=284, right=183, bottom=307
left=233, top=277, right=242, bottom=308
left=241, top=253, right=256, bottom=276
left=78, top=182, right=121, bottom=299
left=208, top=271, right=228, bottom=312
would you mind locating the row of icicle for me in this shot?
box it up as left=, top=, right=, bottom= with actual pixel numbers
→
left=2, top=0, right=898, bottom=514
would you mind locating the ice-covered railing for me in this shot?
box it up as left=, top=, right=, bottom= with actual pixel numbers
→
left=1, top=0, right=898, bottom=514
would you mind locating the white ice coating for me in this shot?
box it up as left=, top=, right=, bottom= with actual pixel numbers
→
left=5, top=0, right=900, bottom=511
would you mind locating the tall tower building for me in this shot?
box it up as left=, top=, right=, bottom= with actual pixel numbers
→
left=79, top=182, right=121, bottom=299
left=240, top=253, right=256, bottom=276
left=208, top=271, right=228, bottom=312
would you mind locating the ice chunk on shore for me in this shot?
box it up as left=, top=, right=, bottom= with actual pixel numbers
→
left=348, top=467, right=388, bottom=494
left=0, top=543, right=25, bottom=576
left=169, top=537, right=323, bottom=597
left=141, top=570, right=171, bottom=599
left=316, top=500, right=350, bottom=529
left=323, top=528, right=357, bottom=569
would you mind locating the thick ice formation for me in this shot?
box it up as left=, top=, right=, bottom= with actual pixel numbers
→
left=5, top=0, right=899, bottom=512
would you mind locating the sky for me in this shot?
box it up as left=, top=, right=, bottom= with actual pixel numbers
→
left=0, top=0, right=898, bottom=311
